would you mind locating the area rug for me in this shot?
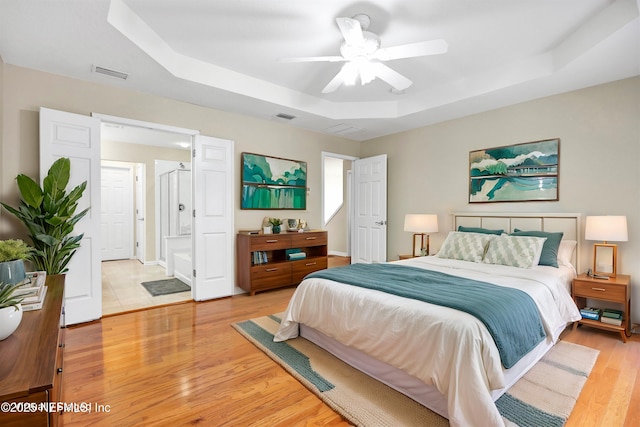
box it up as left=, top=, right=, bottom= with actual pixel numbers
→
left=232, top=314, right=599, bottom=427
left=141, top=278, right=190, bottom=296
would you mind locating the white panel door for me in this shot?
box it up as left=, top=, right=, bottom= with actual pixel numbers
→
left=135, top=163, right=145, bottom=263
left=352, top=154, right=387, bottom=264
left=193, top=135, right=234, bottom=300
left=101, top=165, right=133, bottom=261
left=40, top=107, right=102, bottom=325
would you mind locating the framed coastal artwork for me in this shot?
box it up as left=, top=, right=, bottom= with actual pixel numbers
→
left=469, top=139, right=559, bottom=203
left=241, top=152, right=307, bottom=210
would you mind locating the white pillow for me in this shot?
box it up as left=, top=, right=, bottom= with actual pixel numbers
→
left=436, top=231, right=495, bottom=263
left=557, top=239, right=577, bottom=267
left=483, top=234, right=547, bottom=268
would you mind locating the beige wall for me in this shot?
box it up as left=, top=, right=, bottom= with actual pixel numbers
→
left=0, top=64, right=360, bottom=247
left=361, top=76, right=640, bottom=321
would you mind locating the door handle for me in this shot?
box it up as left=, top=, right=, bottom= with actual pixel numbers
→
left=375, top=220, right=387, bottom=226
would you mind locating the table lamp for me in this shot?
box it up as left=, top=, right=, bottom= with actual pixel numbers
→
left=585, top=215, right=628, bottom=278
left=404, top=214, right=438, bottom=257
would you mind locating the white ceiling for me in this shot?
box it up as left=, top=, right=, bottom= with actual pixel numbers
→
left=1, top=0, right=638, bottom=142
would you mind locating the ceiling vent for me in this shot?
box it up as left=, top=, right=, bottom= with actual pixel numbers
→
left=324, top=123, right=362, bottom=135
left=274, top=113, right=296, bottom=120
left=92, top=65, right=128, bottom=80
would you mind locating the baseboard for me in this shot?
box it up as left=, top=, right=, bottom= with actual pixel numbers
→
left=328, top=251, right=348, bottom=257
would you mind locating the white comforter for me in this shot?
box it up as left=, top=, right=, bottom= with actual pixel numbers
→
left=274, top=256, right=581, bottom=427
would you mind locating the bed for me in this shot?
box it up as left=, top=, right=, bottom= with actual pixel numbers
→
left=274, top=213, right=583, bottom=427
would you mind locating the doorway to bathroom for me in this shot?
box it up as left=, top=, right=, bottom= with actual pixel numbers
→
left=100, top=123, right=194, bottom=315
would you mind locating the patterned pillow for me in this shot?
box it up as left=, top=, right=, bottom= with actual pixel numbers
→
left=483, top=235, right=547, bottom=268
left=436, top=231, right=495, bottom=263
left=511, top=229, right=563, bottom=267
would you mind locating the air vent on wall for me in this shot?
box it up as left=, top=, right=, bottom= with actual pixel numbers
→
left=275, top=113, right=296, bottom=120
left=92, top=65, right=128, bottom=80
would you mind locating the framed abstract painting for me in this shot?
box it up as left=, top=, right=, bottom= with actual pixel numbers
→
left=241, top=152, right=307, bottom=210
left=469, top=139, right=559, bottom=203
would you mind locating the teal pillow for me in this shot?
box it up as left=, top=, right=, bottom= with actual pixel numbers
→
left=457, top=226, right=504, bottom=235
left=511, top=229, right=564, bottom=268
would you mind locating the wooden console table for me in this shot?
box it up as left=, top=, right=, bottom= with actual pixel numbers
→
left=0, top=275, right=65, bottom=426
left=237, top=230, right=328, bottom=295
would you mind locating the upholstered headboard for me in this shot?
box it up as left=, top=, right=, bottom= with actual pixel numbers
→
left=453, top=212, right=581, bottom=272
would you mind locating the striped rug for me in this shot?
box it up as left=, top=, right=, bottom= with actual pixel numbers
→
left=233, top=314, right=599, bottom=427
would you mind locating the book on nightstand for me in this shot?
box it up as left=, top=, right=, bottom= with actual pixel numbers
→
left=600, top=309, right=623, bottom=326
left=580, top=307, right=601, bottom=320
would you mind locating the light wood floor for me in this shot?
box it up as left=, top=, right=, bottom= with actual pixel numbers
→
left=62, top=267, right=640, bottom=426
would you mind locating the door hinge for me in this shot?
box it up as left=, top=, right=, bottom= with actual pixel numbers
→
left=192, top=209, right=196, bottom=217
left=193, top=269, right=196, bottom=278
left=192, top=149, right=196, bottom=158
left=136, top=242, right=139, bottom=247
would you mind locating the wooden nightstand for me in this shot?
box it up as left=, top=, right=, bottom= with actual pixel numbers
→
left=572, top=273, right=631, bottom=342
left=399, top=254, right=416, bottom=260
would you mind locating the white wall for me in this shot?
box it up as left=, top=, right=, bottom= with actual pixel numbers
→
left=361, top=76, right=640, bottom=321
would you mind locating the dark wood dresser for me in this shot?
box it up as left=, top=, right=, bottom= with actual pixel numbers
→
left=237, top=230, right=328, bottom=295
left=0, top=275, right=65, bottom=427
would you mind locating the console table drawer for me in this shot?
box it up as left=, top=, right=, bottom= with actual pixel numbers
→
left=291, top=232, right=327, bottom=247
left=251, top=263, right=292, bottom=289
left=292, top=257, right=328, bottom=284
left=250, top=235, right=292, bottom=251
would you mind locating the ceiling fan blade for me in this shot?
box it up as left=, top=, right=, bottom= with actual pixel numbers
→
left=374, top=39, right=448, bottom=61
left=279, top=56, right=346, bottom=63
left=336, top=17, right=364, bottom=45
left=321, top=64, right=354, bottom=93
left=373, top=63, right=413, bottom=91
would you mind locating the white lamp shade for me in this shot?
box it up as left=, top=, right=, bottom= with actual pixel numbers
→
left=404, top=214, right=439, bottom=233
left=585, top=215, right=628, bottom=242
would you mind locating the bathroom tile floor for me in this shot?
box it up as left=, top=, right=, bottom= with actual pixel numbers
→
left=102, top=259, right=191, bottom=316
left=102, top=256, right=350, bottom=316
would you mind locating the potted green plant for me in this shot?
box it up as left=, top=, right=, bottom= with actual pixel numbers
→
left=0, top=239, right=31, bottom=285
left=269, top=218, right=283, bottom=234
left=0, top=281, right=24, bottom=340
left=1, top=157, right=89, bottom=275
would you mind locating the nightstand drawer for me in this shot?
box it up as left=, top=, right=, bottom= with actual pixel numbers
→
left=573, top=280, right=626, bottom=302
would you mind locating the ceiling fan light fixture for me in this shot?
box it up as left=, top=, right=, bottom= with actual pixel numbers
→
left=300, top=14, right=448, bottom=94
left=342, top=62, right=359, bottom=86
left=359, top=62, right=379, bottom=85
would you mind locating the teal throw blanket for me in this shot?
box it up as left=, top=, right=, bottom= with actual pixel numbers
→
left=306, top=263, right=546, bottom=369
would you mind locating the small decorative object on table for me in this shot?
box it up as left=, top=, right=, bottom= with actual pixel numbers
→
left=287, top=218, right=299, bottom=231
left=269, top=218, right=283, bottom=234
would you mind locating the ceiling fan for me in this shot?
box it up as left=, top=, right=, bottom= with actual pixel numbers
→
left=281, top=14, right=448, bottom=94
